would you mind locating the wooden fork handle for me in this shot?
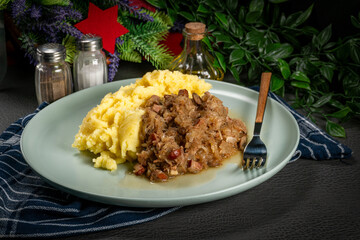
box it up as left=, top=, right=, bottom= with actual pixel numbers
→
left=255, top=72, right=272, bottom=123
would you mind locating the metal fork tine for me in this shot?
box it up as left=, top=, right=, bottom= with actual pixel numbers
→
left=242, top=72, right=271, bottom=170
left=256, top=158, right=263, bottom=168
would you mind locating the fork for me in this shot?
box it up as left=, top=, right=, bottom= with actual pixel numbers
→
left=242, top=72, right=272, bottom=170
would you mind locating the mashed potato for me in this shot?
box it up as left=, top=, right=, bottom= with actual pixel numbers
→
left=72, top=70, right=212, bottom=171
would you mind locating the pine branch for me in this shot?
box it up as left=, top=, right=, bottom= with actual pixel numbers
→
left=117, top=36, right=142, bottom=63
left=133, top=38, right=173, bottom=69
left=62, top=34, right=76, bottom=64
left=130, top=21, right=170, bottom=43
left=18, top=32, right=39, bottom=65
left=146, top=9, right=173, bottom=27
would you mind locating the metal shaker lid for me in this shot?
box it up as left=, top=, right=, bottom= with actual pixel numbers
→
left=76, top=34, right=103, bottom=51
left=36, top=43, right=66, bottom=63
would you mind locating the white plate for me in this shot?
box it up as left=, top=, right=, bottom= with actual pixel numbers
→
left=21, top=79, right=299, bottom=207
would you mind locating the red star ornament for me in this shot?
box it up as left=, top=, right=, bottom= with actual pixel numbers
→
left=74, top=3, right=129, bottom=54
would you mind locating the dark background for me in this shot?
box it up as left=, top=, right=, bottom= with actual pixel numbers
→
left=281, top=0, right=360, bottom=38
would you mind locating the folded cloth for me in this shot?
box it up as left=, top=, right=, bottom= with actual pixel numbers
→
left=0, top=103, right=179, bottom=238
left=251, top=87, right=353, bottom=162
left=0, top=90, right=353, bottom=238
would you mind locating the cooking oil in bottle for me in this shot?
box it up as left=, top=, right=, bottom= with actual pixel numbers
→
left=168, top=22, right=224, bottom=81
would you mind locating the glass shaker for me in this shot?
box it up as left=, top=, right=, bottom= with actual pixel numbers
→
left=168, top=22, right=224, bottom=81
left=73, top=35, right=107, bottom=91
left=35, top=43, right=73, bottom=104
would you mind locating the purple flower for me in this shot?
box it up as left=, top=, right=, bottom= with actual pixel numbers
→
left=170, top=19, right=186, bottom=33
left=30, top=5, right=42, bottom=20
left=52, top=3, right=82, bottom=23
left=11, top=0, right=27, bottom=22
left=58, top=22, right=83, bottom=39
left=108, top=52, right=120, bottom=82
left=115, top=0, right=154, bottom=22
left=107, top=38, right=123, bottom=82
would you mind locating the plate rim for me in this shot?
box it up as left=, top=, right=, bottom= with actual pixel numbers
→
left=20, top=78, right=300, bottom=207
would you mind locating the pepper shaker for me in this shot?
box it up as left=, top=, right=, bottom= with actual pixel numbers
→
left=73, top=35, right=107, bottom=91
left=35, top=43, right=73, bottom=104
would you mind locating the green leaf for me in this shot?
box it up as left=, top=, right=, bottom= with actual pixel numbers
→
left=323, top=42, right=337, bottom=50
left=325, top=53, right=336, bottom=62
left=202, top=36, right=213, bottom=51
left=179, top=11, right=195, bottom=21
left=270, top=75, right=284, bottom=91
left=302, top=26, right=319, bottom=35
left=145, top=0, right=167, bottom=9
left=229, top=66, right=240, bottom=83
left=215, top=52, right=226, bottom=72
left=327, top=107, right=352, bottom=119
left=349, top=41, right=360, bottom=64
left=238, top=6, right=246, bottom=21
left=347, top=101, right=360, bottom=114
left=326, top=120, right=346, bottom=138
left=291, top=71, right=310, bottom=83
left=269, top=0, right=288, bottom=3
left=351, top=15, right=360, bottom=29
left=230, top=21, right=244, bottom=38
left=285, top=11, right=302, bottom=27
left=336, top=42, right=350, bottom=60
left=329, top=99, right=345, bottom=109
left=292, top=4, right=313, bottom=27
left=226, top=0, right=239, bottom=9
left=39, top=0, right=70, bottom=6
left=266, top=32, right=280, bottom=43
left=245, top=11, right=262, bottom=24
left=207, top=24, right=217, bottom=32
left=290, top=81, right=311, bottom=90
left=215, top=35, right=232, bottom=43
left=245, top=30, right=265, bottom=46
left=249, top=0, right=265, bottom=13
left=248, top=64, right=260, bottom=81
left=231, top=58, right=248, bottom=66
left=215, top=12, right=229, bottom=29
left=320, top=64, right=335, bottom=82
left=278, top=58, right=291, bottom=79
left=229, top=49, right=245, bottom=63
left=197, top=4, right=210, bottom=14
left=263, top=43, right=294, bottom=62
left=313, top=24, right=332, bottom=49
left=312, top=94, right=332, bottom=108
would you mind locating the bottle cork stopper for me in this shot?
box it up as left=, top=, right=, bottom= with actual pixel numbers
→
left=185, top=22, right=206, bottom=41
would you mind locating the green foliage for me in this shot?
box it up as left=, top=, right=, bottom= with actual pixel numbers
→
left=155, top=0, right=360, bottom=138
left=36, top=0, right=70, bottom=6
left=62, top=35, right=76, bottom=64
left=18, top=32, right=39, bottom=63
left=118, top=10, right=173, bottom=69
left=0, top=0, right=11, bottom=10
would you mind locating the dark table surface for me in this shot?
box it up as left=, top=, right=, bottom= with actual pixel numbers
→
left=0, top=60, right=359, bottom=240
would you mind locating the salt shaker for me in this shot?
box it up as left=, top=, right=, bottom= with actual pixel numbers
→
left=35, top=43, right=73, bottom=104
left=73, top=35, right=107, bottom=91
left=168, top=22, right=224, bottom=81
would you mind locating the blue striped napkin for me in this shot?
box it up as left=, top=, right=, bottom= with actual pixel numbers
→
left=0, top=90, right=352, bottom=238
left=0, top=103, right=179, bottom=238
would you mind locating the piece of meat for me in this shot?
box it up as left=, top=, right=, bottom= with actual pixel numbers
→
left=136, top=89, right=247, bottom=182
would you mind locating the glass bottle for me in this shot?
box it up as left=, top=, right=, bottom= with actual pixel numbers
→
left=35, top=43, right=72, bottom=104
left=168, top=22, right=224, bottom=81
left=73, top=35, right=107, bottom=91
